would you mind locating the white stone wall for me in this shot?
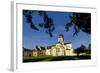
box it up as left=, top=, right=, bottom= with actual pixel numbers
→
left=23, top=51, right=33, bottom=57
left=65, top=44, right=72, bottom=49
left=32, top=43, right=75, bottom=56
left=46, top=49, right=51, bottom=56
left=51, top=47, right=56, bottom=56
left=33, top=51, right=37, bottom=56
left=64, top=43, right=74, bottom=56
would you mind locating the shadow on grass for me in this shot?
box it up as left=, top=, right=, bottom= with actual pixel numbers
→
left=23, top=57, right=50, bottom=62
left=23, top=55, right=91, bottom=63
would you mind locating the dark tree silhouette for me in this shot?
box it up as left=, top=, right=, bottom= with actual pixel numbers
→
left=88, top=44, right=91, bottom=49
left=23, top=10, right=91, bottom=37
left=23, top=10, right=39, bottom=31
left=85, top=44, right=91, bottom=55
left=23, top=10, right=55, bottom=37
left=65, top=13, right=91, bottom=36
left=74, top=45, right=86, bottom=56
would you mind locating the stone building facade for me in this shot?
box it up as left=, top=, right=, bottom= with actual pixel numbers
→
left=31, top=34, right=76, bottom=56
left=23, top=48, right=33, bottom=57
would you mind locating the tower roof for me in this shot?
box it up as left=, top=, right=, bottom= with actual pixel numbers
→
left=59, top=33, right=64, bottom=37
left=64, top=42, right=72, bottom=45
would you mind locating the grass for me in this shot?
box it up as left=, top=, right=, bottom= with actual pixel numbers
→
left=23, top=55, right=91, bottom=63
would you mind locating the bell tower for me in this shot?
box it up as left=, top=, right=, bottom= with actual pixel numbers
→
left=58, top=33, right=64, bottom=44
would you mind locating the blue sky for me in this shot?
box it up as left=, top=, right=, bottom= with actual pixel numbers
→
left=23, top=10, right=91, bottom=49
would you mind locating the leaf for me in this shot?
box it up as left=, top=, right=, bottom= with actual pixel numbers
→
left=39, top=23, right=43, bottom=27
left=30, top=23, right=39, bottom=31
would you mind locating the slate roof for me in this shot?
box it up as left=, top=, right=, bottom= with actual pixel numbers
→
left=64, top=42, right=72, bottom=45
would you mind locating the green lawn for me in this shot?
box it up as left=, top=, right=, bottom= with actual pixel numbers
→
left=23, top=55, right=91, bottom=63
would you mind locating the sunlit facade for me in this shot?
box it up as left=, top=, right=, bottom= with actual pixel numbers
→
left=32, top=34, right=76, bottom=56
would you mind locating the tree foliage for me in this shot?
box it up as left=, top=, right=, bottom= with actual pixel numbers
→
left=23, top=10, right=55, bottom=37
left=85, top=44, right=91, bottom=55
left=74, top=44, right=91, bottom=56
left=23, top=10, right=91, bottom=37
left=74, top=45, right=86, bottom=56
left=65, top=13, right=91, bottom=36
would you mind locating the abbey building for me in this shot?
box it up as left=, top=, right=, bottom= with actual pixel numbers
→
left=23, top=34, right=76, bottom=57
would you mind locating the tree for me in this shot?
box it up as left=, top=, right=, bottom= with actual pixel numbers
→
left=23, top=10, right=55, bottom=37
left=85, top=44, right=91, bottom=55
left=65, top=13, right=91, bottom=36
left=74, top=45, right=86, bottom=56
left=23, top=10, right=91, bottom=37
left=88, top=44, right=91, bottom=49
